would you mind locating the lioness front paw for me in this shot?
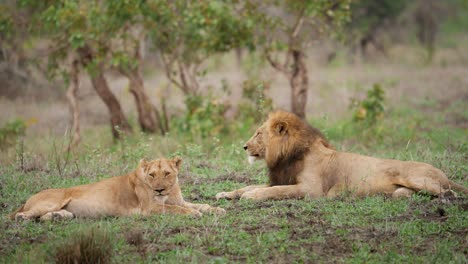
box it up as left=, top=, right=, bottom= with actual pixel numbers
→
left=215, top=191, right=238, bottom=200
left=15, top=213, right=28, bottom=222
left=190, top=209, right=203, bottom=218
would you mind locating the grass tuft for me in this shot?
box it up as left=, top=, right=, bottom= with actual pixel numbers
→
left=52, top=227, right=113, bottom=264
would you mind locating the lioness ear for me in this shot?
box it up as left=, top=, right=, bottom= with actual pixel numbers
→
left=139, top=159, right=148, bottom=168
left=172, top=157, right=182, bottom=169
left=137, top=159, right=148, bottom=177
left=272, top=121, right=288, bottom=136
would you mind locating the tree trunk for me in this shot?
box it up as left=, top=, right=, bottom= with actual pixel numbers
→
left=66, top=59, right=81, bottom=150
left=77, top=45, right=132, bottom=139
left=289, top=50, right=308, bottom=119
left=125, top=68, right=167, bottom=134
left=91, top=69, right=132, bottom=138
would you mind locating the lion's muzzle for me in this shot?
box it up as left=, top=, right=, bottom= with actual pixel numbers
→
left=248, top=155, right=258, bottom=164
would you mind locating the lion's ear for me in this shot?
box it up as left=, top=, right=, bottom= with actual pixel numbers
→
left=272, top=121, right=288, bottom=136
left=139, top=159, right=148, bottom=168
left=172, top=157, right=183, bottom=169
left=137, top=159, right=148, bottom=177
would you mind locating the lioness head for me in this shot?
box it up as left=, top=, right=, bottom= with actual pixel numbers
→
left=137, top=157, right=182, bottom=200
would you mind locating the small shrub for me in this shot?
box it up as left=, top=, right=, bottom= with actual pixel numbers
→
left=0, top=119, right=26, bottom=147
left=124, top=229, right=144, bottom=247
left=237, top=78, right=273, bottom=124
left=52, top=227, right=113, bottom=264
left=351, top=83, right=385, bottom=126
left=172, top=94, right=229, bottom=139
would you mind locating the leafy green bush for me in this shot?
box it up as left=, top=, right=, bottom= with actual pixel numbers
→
left=0, top=119, right=26, bottom=147
left=351, top=83, right=386, bottom=126
left=237, top=78, right=273, bottom=124
left=172, top=94, right=229, bottom=140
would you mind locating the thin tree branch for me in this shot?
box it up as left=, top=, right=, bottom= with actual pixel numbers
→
left=291, top=13, right=305, bottom=40
left=265, top=49, right=291, bottom=77
left=177, top=61, right=191, bottom=94
left=285, top=11, right=305, bottom=69
left=160, top=53, right=184, bottom=90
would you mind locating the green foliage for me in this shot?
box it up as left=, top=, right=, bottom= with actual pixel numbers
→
left=144, top=0, right=255, bottom=63
left=0, top=5, right=13, bottom=40
left=440, top=0, right=468, bottom=39
left=22, top=0, right=145, bottom=78
left=237, top=78, right=273, bottom=124
left=0, top=119, right=26, bottom=147
left=351, top=83, right=386, bottom=126
left=347, top=0, right=410, bottom=41
left=172, top=95, right=229, bottom=140
left=251, top=0, right=352, bottom=50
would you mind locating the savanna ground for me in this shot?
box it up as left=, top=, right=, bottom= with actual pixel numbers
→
left=1, top=42, right=468, bottom=262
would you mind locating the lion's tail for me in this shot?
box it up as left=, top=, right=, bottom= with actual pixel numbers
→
left=449, top=181, right=468, bottom=195
left=9, top=204, right=25, bottom=220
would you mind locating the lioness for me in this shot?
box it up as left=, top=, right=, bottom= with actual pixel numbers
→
left=216, top=110, right=468, bottom=200
left=11, top=157, right=225, bottom=221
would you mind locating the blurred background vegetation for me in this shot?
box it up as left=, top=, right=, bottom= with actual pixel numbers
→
left=0, top=0, right=467, bottom=152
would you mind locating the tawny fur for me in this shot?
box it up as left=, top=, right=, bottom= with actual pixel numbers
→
left=11, top=157, right=225, bottom=221
left=216, top=110, right=468, bottom=201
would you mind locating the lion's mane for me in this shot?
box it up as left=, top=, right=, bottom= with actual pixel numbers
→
left=265, top=111, right=331, bottom=186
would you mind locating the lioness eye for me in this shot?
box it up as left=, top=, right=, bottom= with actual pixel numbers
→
left=164, top=171, right=170, bottom=177
left=149, top=173, right=156, bottom=178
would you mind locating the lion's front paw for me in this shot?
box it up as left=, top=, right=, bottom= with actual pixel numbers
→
left=193, top=204, right=226, bottom=215
left=15, top=213, right=28, bottom=222
left=240, top=190, right=265, bottom=201
left=215, top=191, right=238, bottom=200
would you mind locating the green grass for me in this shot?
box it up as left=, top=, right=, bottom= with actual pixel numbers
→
left=0, top=99, right=467, bottom=263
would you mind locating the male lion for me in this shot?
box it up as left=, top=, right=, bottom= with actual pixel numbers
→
left=216, top=110, right=468, bottom=200
left=11, top=157, right=225, bottom=221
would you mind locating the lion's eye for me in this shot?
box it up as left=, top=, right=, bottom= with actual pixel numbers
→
left=164, top=171, right=171, bottom=177
left=149, top=173, right=156, bottom=178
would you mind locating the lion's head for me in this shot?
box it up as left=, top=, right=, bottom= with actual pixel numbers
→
left=244, top=124, right=268, bottom=164
left=244, top=110, right=330, bottom=185
left=137, top=157, right=182, bottom=201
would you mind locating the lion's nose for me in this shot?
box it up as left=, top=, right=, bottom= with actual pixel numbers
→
left=154, top=188, right=165, bottom=194
left=243, top=145, right=248, bottom=150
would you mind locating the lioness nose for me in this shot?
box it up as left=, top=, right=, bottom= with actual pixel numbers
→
left=243, top=145, right=248, bottom=150
left=155, top=188, right=165, bottom=193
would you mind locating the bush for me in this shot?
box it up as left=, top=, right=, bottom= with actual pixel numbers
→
left=0, top=119, right=26, bottom=147
left=351, top=83, right=386, bottom=126
left=237, top=78, right=273, bottom=124
left=172, top=94, right=229, bottom=140
left=52, top=227, right=113, bottom=264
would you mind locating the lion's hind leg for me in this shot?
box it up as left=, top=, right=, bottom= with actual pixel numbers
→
left=40, top=209, right=74, bottom=221
left=15, top=189, right=71, bottom=221
left=392, top=187, right=415, bottom=198
left=402, top=167, right=451, bottom=196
